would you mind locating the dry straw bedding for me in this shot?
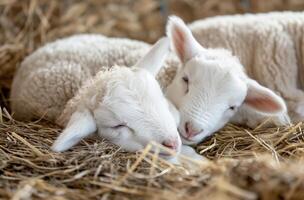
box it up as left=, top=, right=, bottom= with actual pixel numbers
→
left=1, top=1, right=304, bottom=200
left=2, top=110, right=304, bottom=200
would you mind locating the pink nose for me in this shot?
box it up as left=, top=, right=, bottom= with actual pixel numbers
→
left=184, top=122, right=202, bottom=139
left=162, top=140, right=178, bottom=150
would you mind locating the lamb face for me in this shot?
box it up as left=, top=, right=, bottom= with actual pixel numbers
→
left=166, top=49, right=248, bottom=144
left=93, top=67, right=181, bottom=154
left=52, top=38, right=182, bottom=157
left=165, top=16, right=287, bottom=145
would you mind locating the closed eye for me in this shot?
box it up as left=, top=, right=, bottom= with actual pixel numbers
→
left=112, top=124, right=127, bottom=129
left=182, top=76, right=189, bottom=93
left=182, top=76, right=189, bottom=84
left=111, top=123, right=135, bottom=135
left=229, top=106, right=236, bottom=111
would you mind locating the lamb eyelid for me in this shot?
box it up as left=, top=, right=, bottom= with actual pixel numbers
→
left=182, top=76, right=189, bottom=83
left=114, top=124, right=124, bottom=128
left=112, top=123, right=126, bottom=129
left=114, top=124, right=136, bottom=135
left=229, top=105, right=238, bottom=110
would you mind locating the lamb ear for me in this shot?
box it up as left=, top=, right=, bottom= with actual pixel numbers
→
left=134, top=37, right=170, bottom=76
left=52, top=109, right=97, bottom=152
left=244, top=80, right=287, bottom=115
left=166, top=15, right=203, bottom=63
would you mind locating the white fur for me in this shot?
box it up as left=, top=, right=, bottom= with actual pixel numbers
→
left=52, top=109, right=97, bottom=152
left=165, top=16, right=288, bottom=145
left=189, top=12, right=304, bottom=124
left=11, top=36, right=182, bottom=156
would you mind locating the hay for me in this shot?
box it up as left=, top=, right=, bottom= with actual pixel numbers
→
left=1, top=110, right=304, bottom=200
left=2, top=1, right=304, bottom=199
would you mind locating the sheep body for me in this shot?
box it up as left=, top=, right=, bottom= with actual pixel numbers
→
left=11, top=34, right=179, bottom=122
left=11, top=35, right=183, bottom=154
left=189, top=11, right=304, bottom=122
left=164, top=15, right=290, bottom=144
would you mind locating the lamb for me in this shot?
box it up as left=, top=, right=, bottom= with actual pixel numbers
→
left=11, top=14, right=295, bottom=152
left=188, top=11, right=304, bottom=125
left=10, top=35, right=182, bottom=156
left=164, top=16, right=289, bottom=145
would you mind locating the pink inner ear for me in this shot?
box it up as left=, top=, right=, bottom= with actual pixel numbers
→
left=173, top=25, right=186, bottom=62
left=245, top=94, right=282, bottom=113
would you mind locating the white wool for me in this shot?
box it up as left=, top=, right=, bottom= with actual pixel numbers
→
left=11, top=34, right=149, bottom=120
left=189, top=12, right=304, bottom=123
left=164, top=15, right=290, bottom=145
left=10, top=35, right=182, bottom=155
left=11, top=34, right=180, bottom=121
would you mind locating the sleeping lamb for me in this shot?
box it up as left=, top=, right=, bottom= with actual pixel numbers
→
left=165, top=16, right=289, bottom=145
left=189, top=11, right=304, bottom=124
left=12, top=13, right=294, bottom=152
left=10, top=36, right=182, bottom=156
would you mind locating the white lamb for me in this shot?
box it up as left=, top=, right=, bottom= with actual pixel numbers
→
left=165, top=16, right=289, bottom=145
left=10, top=35, right=182, bottom=156
left=189, top=12, right=304, bottom=124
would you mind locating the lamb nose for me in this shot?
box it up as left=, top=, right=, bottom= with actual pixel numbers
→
left=162, top=140, right=177, bottom=150
left=185, top=122, right=202, bottom=138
